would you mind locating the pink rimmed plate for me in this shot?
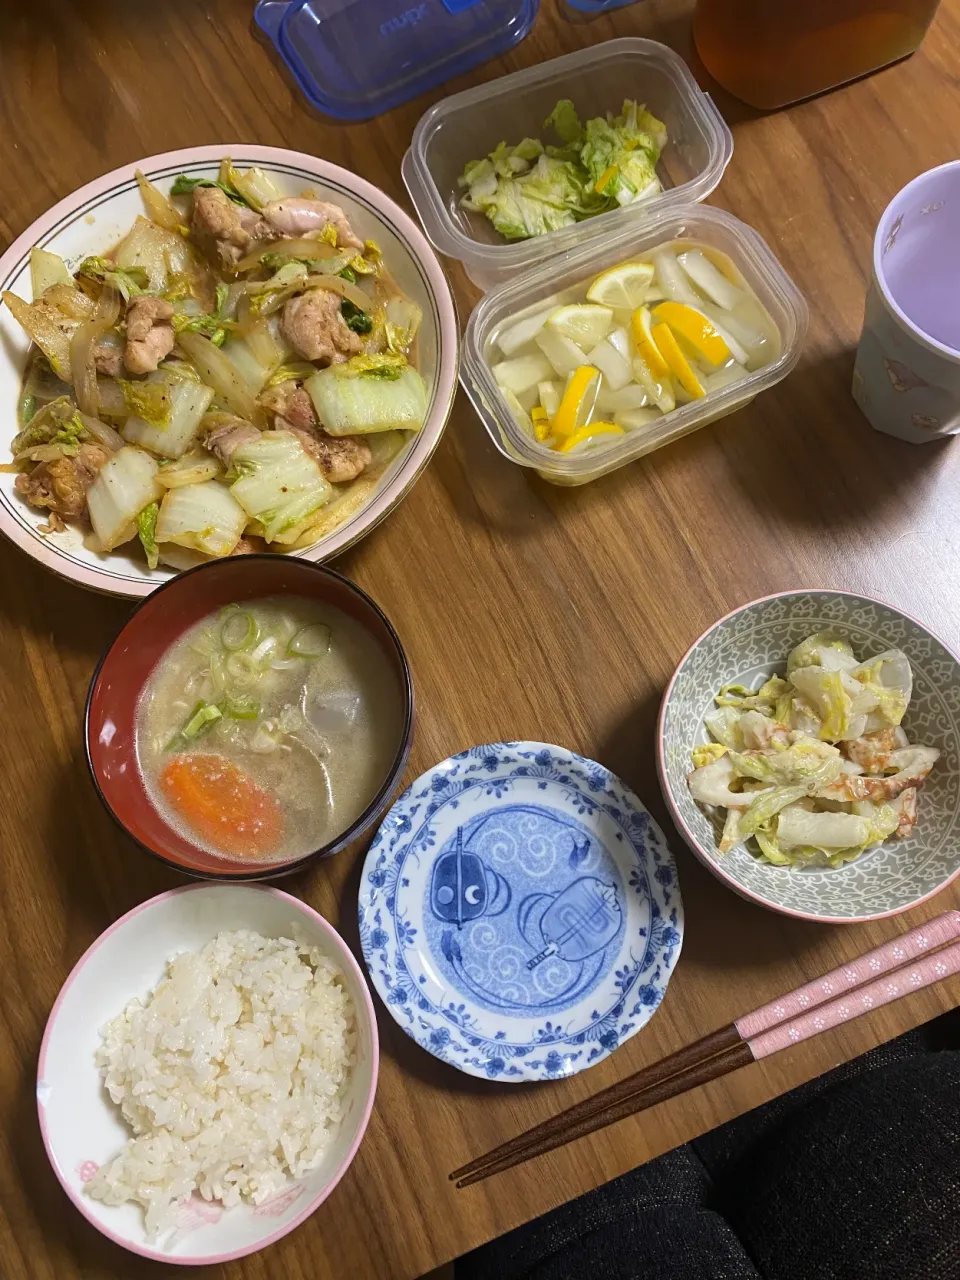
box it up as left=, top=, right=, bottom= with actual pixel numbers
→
left=38, top=884, right=378, bottom=1264
left=0, top=145, right=459, bottom=596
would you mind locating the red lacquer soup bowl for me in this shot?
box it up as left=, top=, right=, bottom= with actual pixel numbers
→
left=85, top=557, right=414, bottom=881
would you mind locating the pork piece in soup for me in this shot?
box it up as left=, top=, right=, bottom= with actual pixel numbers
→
left=136, top=595, right=403, bottom=861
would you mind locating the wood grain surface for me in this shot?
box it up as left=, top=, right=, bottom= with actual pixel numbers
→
left=2, top=2, right=960, bottom=1278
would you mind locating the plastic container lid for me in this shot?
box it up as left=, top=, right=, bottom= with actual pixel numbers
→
left=403, top=38, right=733, bottom=290
left=255, top=0, right=540, bottom=121
left=565, top=0, right=638, bottom=9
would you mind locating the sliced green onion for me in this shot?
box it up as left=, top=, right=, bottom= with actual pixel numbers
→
left=288, top=624, right=331, bottom=658
left=181, top=700, right=223, bottom=739
left=188, top=629, right=217, bottom=658
left=226, top=651, right=261, bottom=688
left=224, top=694, right=261, bottom=720
left=209, top=648, right=228, bottom=693
left=221, top=610, right=259, bottom=651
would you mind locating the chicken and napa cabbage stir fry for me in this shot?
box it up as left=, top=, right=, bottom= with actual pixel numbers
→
left=687, top=632, right=940, bottom=868
left=2, top=160, right=427, bottom=566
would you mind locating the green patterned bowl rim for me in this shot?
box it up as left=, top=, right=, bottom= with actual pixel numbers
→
left=656, top=589, right=960, bottom=923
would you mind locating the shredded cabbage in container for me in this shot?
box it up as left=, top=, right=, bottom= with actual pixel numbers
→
left=686, top=631, right=940, bottom=868
left=459, top=99, right=667, bottom=242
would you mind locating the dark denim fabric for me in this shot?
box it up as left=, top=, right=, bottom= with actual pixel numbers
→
left=457, top=1011, right=960, bottom=1280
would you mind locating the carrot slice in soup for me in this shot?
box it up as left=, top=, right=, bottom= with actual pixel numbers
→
left=161, top=754, right=284, bottom=858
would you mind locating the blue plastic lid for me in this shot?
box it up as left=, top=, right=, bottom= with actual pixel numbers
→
left=564, top=0, right=639, bottom=10
left=255, top=0, right=540, bottom=121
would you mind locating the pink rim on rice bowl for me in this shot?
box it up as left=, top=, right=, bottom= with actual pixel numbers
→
left=37, top=884, right=379, bottom=1264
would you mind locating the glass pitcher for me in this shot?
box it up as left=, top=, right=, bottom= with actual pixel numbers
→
left=693, top=0, right=941, bottom=109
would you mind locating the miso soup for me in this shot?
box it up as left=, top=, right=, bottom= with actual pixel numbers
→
left=136, top=595, right=403, bottom=861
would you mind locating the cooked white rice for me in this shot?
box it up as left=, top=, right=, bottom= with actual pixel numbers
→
left=86, top=928, right=356, bottom=1238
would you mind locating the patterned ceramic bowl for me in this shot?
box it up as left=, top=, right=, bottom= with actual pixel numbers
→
left=38, top=883, right=378, bottom=1265
left=0, top=144, right=459, bottom=597
left=658, top=590, right=960, bottom=922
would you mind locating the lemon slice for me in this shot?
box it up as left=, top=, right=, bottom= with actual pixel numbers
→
left=546, top=304, right=613, bottom=351
left=651, top=301, right=731, bottom=368
left=587, top=262, right=655, bottom=311
left=530, top=406, right=551, bottom=442
left=554, top=421, right=624, bottom=453
left=552, top=366, right=601, bottom=438
left=651, top=323, right=705, bottom=399
left=631, top=306, right=670, bottom=379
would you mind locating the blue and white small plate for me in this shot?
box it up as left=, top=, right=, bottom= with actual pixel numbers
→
left=358, top=742, right=683, bottom=1082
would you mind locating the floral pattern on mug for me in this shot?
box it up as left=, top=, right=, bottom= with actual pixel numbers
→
left=884, top=358, right=928, bottom=393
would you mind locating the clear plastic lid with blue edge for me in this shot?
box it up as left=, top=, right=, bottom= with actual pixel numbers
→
left=255, top=0, right=539, bottom=122
left=564, top=0, right=639, bottom=9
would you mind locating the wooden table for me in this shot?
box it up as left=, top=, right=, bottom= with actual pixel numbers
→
left=2, top=2, right=960, bottom=1277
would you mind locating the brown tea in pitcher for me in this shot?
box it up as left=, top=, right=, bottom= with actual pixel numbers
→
left=693, top=0, right=940, bottom=110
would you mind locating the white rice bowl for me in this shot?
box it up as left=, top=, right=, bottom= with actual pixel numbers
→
left=38, top=885, right=378, bottom=1265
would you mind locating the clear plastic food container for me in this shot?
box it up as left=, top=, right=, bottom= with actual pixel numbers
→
left=460, top=204, right=808, bottom=485
left=402, top=38, right=733, bottom=289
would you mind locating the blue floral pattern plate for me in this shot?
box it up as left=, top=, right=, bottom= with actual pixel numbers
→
left=358, top=742, right=683, bottom=1082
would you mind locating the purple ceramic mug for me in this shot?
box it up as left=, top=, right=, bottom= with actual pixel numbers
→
left=852, top=161, right=960, bottom=442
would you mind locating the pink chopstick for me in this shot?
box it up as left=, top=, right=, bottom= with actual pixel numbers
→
left=452, top=910, right=960, bottom=1187
left=747, top=933, right=960, bottom=1058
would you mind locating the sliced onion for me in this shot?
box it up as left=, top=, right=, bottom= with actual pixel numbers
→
left=222, top=281, right=250, bottom=321
left=235, top=238, right=339, bottom=273
left=245, top=316, right=288, bottom=371
left=77, top=412, right=123, bottom=451
left=225, top=651, right=260, bottom=688
left=15, top=442, right=72, bottom=464
left=70, top=285, right=120, bottom=415
left=250, top=636, right=279, bottom=665
left=135, top=169, right=185, bottom=233
left=155, top=450, right=223, bottom=488
left=70, top=326, right=100, bottom=415
left=176, top=330, right=259, bottom=422
left=259, top=273, right=371, bottom=316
